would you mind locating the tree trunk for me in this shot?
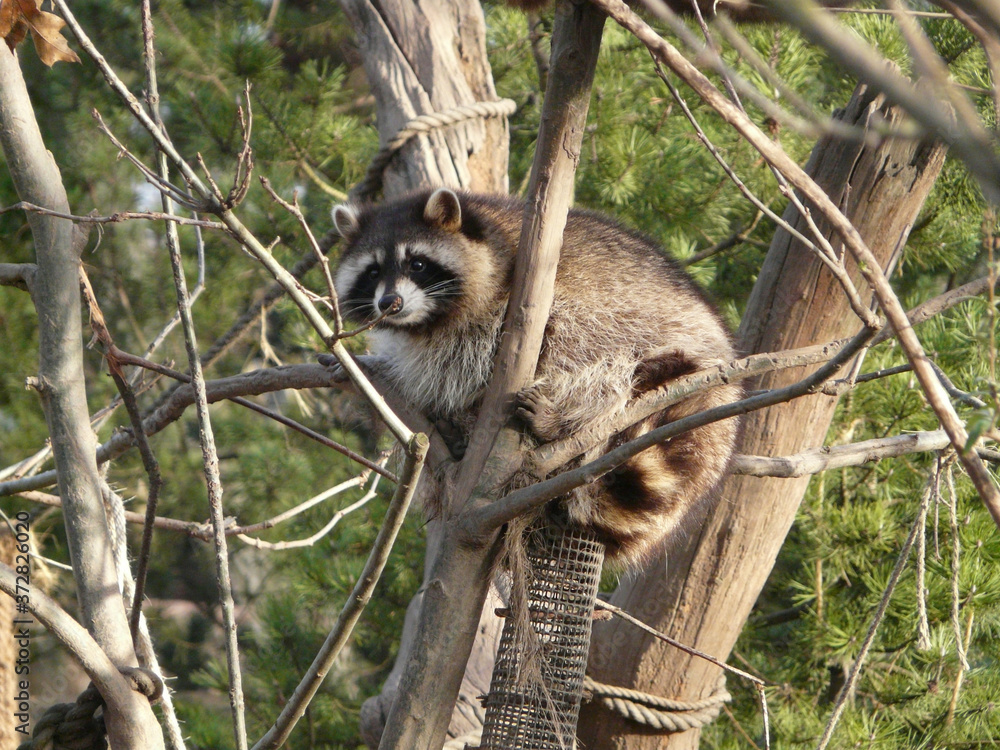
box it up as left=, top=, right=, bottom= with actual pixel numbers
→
left=337, top=0, right=509, bottom=198
left=579, top=83, right=947, bottom=748
left=335, top=0, right=513, bottom=744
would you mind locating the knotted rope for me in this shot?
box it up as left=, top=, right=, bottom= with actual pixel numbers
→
left=16, top=667, right=163, bottom=750
left=582, top=673, right=730, bottom=732
left=350, top=99, right=517, bottom=200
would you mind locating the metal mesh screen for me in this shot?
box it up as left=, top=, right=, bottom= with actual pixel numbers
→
left=475, top=522, right=605, bottom=750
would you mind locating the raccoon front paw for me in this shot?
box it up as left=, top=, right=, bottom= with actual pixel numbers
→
left=434, top=417, right=469, bottom=460
left=515, top=385, right=564, bottom=443
left=317, top=353, right=349, bottom=382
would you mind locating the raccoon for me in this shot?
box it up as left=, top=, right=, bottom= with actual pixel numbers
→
left=331, top=188, right=742, bottom=565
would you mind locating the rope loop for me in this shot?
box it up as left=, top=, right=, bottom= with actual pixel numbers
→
left=350, top=99, right=517, bottom=200
left=583, top=674, right=731, bottom=733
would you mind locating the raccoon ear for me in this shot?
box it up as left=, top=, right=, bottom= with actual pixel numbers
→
left=332, top=204, right=360, bottom=240
left=423, top=188, right=462, bottom=232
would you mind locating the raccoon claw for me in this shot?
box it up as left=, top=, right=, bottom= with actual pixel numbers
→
left=515, top=386, right=563, bottom=443
left=318, top=353, right=348, bottom=382
left=435, top=417, right=468, bottom=460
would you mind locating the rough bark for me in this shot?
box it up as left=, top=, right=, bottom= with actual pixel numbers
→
left=337, top=0, right=508, bottom=197
left=0, top=44, right=164, bottom=749
left=579, top=84, right=947, bottom=748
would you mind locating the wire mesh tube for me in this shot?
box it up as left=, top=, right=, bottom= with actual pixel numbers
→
left=474, top=522, right=605, bottom=750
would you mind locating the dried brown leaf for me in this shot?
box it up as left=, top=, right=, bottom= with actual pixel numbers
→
left=26, top=9, right=79, bottom=65
left=0, top=0, right=79, bottom=65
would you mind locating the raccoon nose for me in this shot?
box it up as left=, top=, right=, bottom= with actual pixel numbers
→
left=378, top=293, right=403, bottom=314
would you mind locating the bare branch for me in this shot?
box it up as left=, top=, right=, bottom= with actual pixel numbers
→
left=376, top=3, right=607, bottom=747
left=594, top=599, right=763, bottom=687
left=815, top=471, right=934, bottom=750
left=733, top=429, right=967, bottom=477
left=259, top=177, right=343, bottom=333
left=537, top=272, right=996, bottom=476
left=0, top=262, right=35, bottom=292
left=681, top=209, right=763, bottom=267
left=55, top=0, right=414, bottom=447
left=19, top=477, right=391, bottom=545
left=0, top=200, right=225, bottom=229
left=601, top=0, right=1000, bottom=526
left=4, top=270, right=994, bottom=502
left=237, top=467, right=384, bottom=550
left=761, top=0, right=1000, bottom=203
left=477, top=327, right=875, bottom=532
left=4, top=272, right=992, bottom=499
left=0, top=563, right=141, bottom=710
left=253, top=433, right=427, bottom=750
left=78, top=270, right=163, bottom=645
left=937, top=0, right=1000, bottom=132
left=0, top=42, right=165, bottom=748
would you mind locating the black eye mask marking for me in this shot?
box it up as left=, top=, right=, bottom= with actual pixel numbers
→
left=342, top=248, right=463, bottom=325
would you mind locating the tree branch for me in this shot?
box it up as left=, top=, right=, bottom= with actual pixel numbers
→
left=0, top=42, right=162, bottom=748
left=759, top=0, right=1000, bottom=203
left=55, top=0, right=414, bottom=448
left=0, top=262, right=36, bottom=292
left=733, top=430, right=957, bottom=477
left=0, top=563, right=142, bottom=712
left=598, top=0, right=1000, bottom=527
left=253, top=433, right=427, bottom=750
left=374, top=2, right=606, bottom=748
left=475, top=327, right=874, bottom=531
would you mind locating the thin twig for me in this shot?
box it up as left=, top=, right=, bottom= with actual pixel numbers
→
left=0, top=200, right=225, bottom=228
left=78, top=269, right=163, bottom=645
left=238, top=468, right=384, bottom=550
left=594, top=599, right=764, bottom=687
left=136, top=22, right=200, bottom=749
left=681, top=209, right=764, bottom=267
left=18, top=481, right=390, bottom=542
left=139, top=13, right=248, bottom=736
left=814, top=472, right=934, bottom=750
left=259, top=176, right=343, bottom=333
left=945, top=463, right=970, bottom=672
left=252, top=433, right=427, bottom=750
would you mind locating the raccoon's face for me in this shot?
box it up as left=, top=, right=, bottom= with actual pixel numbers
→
left=334, top=240, right=462, bottom=328
left=332, top=189, right=486, bottom=330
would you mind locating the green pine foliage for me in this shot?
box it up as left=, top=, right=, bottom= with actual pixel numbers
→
left=1, top=1, right=998, bottom=747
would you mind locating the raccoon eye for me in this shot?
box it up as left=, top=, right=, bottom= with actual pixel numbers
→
left=366, top=264, right=380, bottom=280
left=409, top=258, right=426, bottom=273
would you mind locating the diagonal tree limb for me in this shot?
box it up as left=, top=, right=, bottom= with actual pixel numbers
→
left=374, top=1, right=606, bottom=747
left=596, top=0, right=1000, bottom=527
